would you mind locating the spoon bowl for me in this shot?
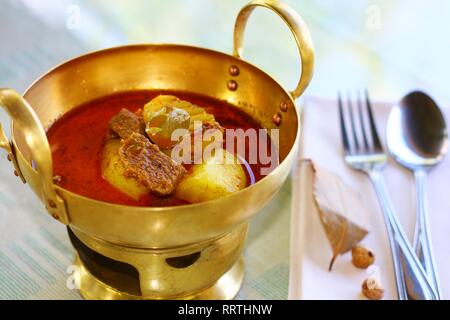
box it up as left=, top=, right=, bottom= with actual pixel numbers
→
left=387, top=91, right=448, bottom=169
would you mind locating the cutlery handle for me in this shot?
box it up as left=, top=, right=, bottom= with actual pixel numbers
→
left=413, top=169, right=442, bottom=299
left=384, top=217, right=408, bottom=300
left=368, top=171, right=407, bottom=300
left=368, top=170, right=437, bottom=300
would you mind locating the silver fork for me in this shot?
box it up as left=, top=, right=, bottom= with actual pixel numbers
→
left=338, top=90, right=437, bottom=300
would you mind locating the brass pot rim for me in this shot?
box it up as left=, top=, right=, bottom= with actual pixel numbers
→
left=24, top=43, right=293, bottom=99
left=16, top=43, right=301, bottom=212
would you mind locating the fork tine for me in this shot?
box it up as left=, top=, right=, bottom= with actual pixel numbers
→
left=347, top=92, right=360, bottom=151
left=365, top=90, right=383, bottom=151
left=357, top=90, right=370, bottom=150
left=338, top=92, right=350, bottom=153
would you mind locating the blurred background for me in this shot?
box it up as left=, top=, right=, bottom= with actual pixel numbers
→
left=1, top=0, right=450, bottom=105
left=0, top=0, right=450, bottom=300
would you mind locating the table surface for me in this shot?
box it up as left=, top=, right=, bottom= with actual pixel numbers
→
left=0, top=0, right=448, bottom=300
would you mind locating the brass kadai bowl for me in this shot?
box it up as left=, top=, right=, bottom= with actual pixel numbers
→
left=0, top=0, right=314, bottom=300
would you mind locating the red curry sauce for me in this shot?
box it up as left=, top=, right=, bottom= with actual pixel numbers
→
left=47, top=91, right=269, bottom=207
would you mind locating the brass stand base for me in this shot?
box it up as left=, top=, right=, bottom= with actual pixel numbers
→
left=76, top=255, right=245, bottom=300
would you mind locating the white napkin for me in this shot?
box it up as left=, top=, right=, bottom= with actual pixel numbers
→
left=289, top=96, right=450, bottom=300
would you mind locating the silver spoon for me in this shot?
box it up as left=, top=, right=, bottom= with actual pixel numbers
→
left=387, top=91, right=448, bottom=299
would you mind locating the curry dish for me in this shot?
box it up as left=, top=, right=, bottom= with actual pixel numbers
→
left=47, top=91, right=272, bottom=207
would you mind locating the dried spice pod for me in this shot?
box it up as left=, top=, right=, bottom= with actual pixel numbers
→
left=352, top=246, right=375, bottom=269
left=362, top=278, right=384, bottom=300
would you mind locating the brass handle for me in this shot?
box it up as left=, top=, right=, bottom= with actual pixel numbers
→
left=0, top=89, right=69, bottom=225
left=233, top=0, right=315, bottom=100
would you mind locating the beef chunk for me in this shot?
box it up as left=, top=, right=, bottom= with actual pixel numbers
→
left=109, top=108, right=145, bottom=139
left=119, top=133, right=186, bottom=196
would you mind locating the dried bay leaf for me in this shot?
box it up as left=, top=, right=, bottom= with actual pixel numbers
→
left=312, top=162, right=370, bottom=271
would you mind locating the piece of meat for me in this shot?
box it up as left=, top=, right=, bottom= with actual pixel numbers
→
left=109, top=108, right=145, bottom=139
left=119, top=133, right=186, bottom=196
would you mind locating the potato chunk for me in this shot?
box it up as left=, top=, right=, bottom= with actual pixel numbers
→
left=101, top=139, right=149, bottom=200
left=175, top=149, right=247, bottom=203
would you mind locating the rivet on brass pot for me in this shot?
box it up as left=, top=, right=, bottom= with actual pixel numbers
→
left=53, top=175, right=63, bottom=185
left=229, top=65, right=240, bottom=77
left=280, top=101, right=291, bottom=112
left=227, top=80, right=238, bottom=91
left=48, top=200, right=57, bottom=209
left=273, top=113, right=282, bottom=126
